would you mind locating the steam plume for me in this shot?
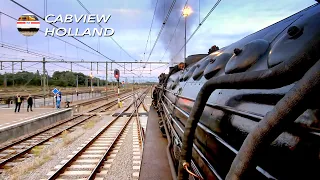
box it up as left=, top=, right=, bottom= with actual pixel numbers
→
left=150, top=0, right=199, bottom=65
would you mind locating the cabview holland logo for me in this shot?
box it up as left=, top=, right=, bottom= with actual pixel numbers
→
left=16, top=13, right=40, bottom=36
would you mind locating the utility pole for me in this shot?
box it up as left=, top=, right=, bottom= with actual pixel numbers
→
left=76, top=75, right=79, bottom=92
left=46, top=72, right=49, bottom=92
left=106, top=62, right=108, bottom=98
left=132, top=76, right=134, bottom=91
left=12, top=62, right=14, bottom=87
left=43, top=57, right=46, bottom=106
left=90, top=75, right=93, bottom=97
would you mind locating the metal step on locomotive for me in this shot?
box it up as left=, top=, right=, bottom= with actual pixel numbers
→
left=152, top=2, right=320, bottom=180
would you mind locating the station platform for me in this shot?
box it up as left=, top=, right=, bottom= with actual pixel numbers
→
left=0, top=108, right=57, bottom=124
left=0, top=108, right=72, bottom=143
left=140, top=106, right=172, bottom=180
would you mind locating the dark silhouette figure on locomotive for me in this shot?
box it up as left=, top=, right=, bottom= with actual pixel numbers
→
left=158, top=73, right=166, bottom=85
left=163, top=62, right=185, bottom=88
left=14, top=94, right=23, bottom=113
left=208, top=45, right=219, bottom=54
left=27, top=94, right=33, bottom=112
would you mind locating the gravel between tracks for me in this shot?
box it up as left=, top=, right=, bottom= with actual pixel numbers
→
left=0, top=92, right=141, bottom=180
left=0, top=115, right=112, bottom=180
left=104, top=122, right=134, bottom=180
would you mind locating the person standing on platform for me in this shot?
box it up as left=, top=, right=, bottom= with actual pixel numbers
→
left=14, top=94, right=22, bottom=113
left=56, top=94, right=61, bottom=109
left=27, top=94, right=33, bottom=112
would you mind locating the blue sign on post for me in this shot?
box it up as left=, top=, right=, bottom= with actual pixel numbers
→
left=52, top=88, right=60, bottom=95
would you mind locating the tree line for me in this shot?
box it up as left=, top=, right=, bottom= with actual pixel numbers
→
left=0, top=71, right=109, bottom=87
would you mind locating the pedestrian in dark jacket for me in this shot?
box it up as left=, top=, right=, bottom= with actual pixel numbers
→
left=14, top=94, right=22, bottom=113
left=27, top=94, right=33, bottom=112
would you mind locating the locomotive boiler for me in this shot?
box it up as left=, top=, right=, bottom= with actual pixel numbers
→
left=153, top=3, right=320, bottom=180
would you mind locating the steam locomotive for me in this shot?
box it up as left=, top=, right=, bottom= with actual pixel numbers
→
left=153, top=3, right=320, bottom=180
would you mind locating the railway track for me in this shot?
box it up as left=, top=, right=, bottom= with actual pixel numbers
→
left=71, top=89, right=132, bottom=112
left=0, top=89, right=143, bottom=171
left=45, top=88, right=149, bottom=180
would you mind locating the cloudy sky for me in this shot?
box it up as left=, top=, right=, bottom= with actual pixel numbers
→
left=0, top=0, right=317, bottom=82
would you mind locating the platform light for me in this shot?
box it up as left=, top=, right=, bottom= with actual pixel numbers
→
left=182, top=6, right=192, bottom=17
left=182, top=6, right=192, bottom=61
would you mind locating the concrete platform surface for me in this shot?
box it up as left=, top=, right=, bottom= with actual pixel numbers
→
left=0, top=108, right=72, bottom=143
left=139, top=106, right=172, bottom=180
left=0, top=108, right=67, bottom=129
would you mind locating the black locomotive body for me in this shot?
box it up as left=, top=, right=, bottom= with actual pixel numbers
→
left=153, top=3, right=320, bottom=180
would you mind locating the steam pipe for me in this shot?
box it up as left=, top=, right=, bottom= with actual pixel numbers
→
left=226, top=60, right=320, bottom=179
left=177, top=45, right=320, bottom=179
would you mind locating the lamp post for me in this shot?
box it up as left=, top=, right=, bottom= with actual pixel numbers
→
left=183, top=6, right=192, bottom=62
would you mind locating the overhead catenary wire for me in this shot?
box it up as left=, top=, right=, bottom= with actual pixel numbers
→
left=0, top=25, right=136, bottom=78
left=0, top=43, right=93, bottom=71
left=9, top=0, right=140, bottom=76
left=172, top=0, right=222, bottom=60
left=76, top=0, right=138, bottom=61
left=1, top=41, right=88, bottom=62
left=9, top=0, right=114, bottom=60
left=159, top=16, right=182, bottom=62
left=145, top=0, right=177, bottom=63
left=160, top=0, right=190, bottom=62
left=0, top=11, right=110, bottom=60
left=0, top=12, right=3, bottom=43
left=143, top=0, right=159, bottom=61
left=137, top=0, right=177, bottom=77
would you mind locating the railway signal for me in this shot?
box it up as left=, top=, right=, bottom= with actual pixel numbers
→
left=114, top=69, right=121, bottom=107
left=114, top=69, right=120, bottom=81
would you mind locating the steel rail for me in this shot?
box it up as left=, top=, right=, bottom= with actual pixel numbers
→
left=0, top=90, right=137, bottom=152
left=70, top=89, right=130, bottom=108
left=47, top=88, right=149, bottom=179
left=0, top=115, right=93, bottom=168
left=0, top=90, right=140, bottom=168
left=88, top=88, right=150, bottom=180
left=87, top=93, right=135, bottom=113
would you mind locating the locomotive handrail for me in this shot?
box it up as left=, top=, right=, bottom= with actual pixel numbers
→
left=163, top=94, right=262, bottom=121
left=161, top=99, right=220, bottom=180
left=161, top=100, right=205, bottom=180
left=161, top=96, right=274, bottom=179
left=163, top=94, right=320, bottom=136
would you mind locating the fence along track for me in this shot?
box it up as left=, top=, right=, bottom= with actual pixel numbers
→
left=0, top=90, right=141, bottom=170
left=46, top=88, right=150, bottom=180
